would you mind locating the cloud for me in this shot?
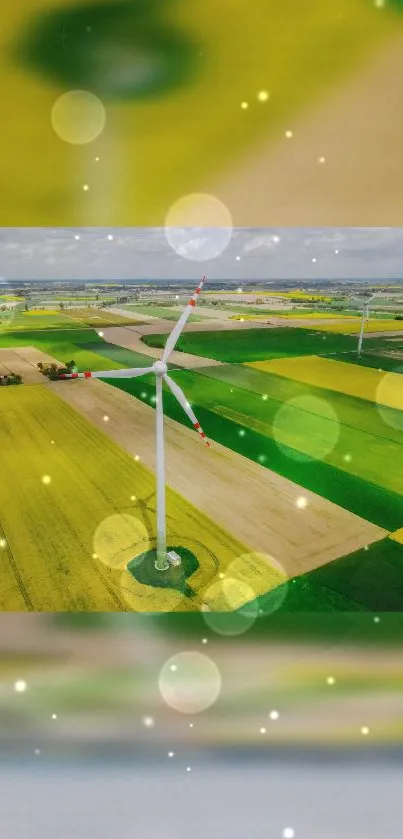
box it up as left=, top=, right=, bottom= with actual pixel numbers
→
left=243, top=234, right=280, bottom=253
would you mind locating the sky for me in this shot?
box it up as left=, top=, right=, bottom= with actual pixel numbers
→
left=0, top=227, right=402, bottom=282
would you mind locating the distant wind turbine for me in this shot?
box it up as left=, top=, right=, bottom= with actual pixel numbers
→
left=350, top=293, right=382, bottom=357
left=60, top=277, right=209, bottom=571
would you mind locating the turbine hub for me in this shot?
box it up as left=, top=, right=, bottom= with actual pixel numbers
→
left=153, top=360, right=167, bottom=376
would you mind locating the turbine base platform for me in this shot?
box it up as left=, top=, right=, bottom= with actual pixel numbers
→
left=127, top=545, right=199, bottom=596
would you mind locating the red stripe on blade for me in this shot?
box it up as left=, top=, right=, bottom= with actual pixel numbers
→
left=194, top=422, right=200, bottom=429
left=84, top=371, right=92, bottom=378
left=189, top=299, right=196, bottom=307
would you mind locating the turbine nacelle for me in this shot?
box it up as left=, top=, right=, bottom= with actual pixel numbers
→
left=153, top=360, right=168, bottom=376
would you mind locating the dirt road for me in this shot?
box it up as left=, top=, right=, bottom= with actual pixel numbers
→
left=50, top=377, right=386, bottom=577
left=215, top=36, right=403, bottom=226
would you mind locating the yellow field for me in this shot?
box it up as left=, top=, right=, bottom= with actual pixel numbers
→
left=229, top=312, right=346, bottom=321
left=246, top=356, right=403, bottom=411
left=0, top=383, right=283, bottom=611
left=25, top=309, right=60, bottom=316
left=0, top=0, right=394, bottom=225
left=390, top=528, right=403, bottom=545
left=207, top=290, right=333, bottom=302
left=296, top=319, right=403, bottom=334
left=62, top=309, right=144, bottom=327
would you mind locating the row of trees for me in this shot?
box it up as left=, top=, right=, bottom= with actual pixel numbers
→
left=37, top=360, right=76, bottom=380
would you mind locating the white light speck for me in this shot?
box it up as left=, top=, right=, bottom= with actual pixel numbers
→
left=343, top=453, right=352, bottom=462
left=83, top=184, right=89, bottom=191
left=318, top=156, right=326, bottom=164
left=103, top=415, right=109, bottom=422
left=75, top=234, right=80, bottom=240
left=258, top=454, right=266, bottom=463
left=241, top=101, right=249, bottom=110
left=374, top=616, right=380, bottom=623
left=238, top=428, right=246, bottom=436
left=170, top=664, right=177, bottom=672
left=201, top=638, right=208, bottom=644
left=327, top=677, right=335, bottom=685
left=257, top=90, right=269, bottom=102
left=312, top=257, right=317, bottom=263
left=186, top=766, right=192, bottom=772
left=175, top=295, right=179, bottom=299
left=34, top=749, right=41, bottom=756
left=95, top=157, right=100, bottom=162
left=285, top=130, right=293, bottom=138
left=130, top=495, right=136, bottom=501
left=42, top=475, right=51, bottom=485
left=236, top=255, right=241, bottom=261
left=219, top=572, right=225, bottom=579
left=269, top=710, right=279, bottom=720
left=134, top=455, right=140, bottom=462
left=142, top=716, right=154, bottom=728
left=273, top=235, right=280, bottom=243
left=240, top=317, right=244, bottom=322
left=92, top=553, right=98, bottom=559
left=189, top=723, right=194, bottom=728
left=140, top=392, right=147, bottom=399
left=361, top=726, right=369, bottom=736
left=51, top=440, right=55, bottom=444
left=14, top=680, right=27, bottom=693
left=107, top=234, right=114, bottom=241
left=237, top=287, right=243, bottom=293
left=98, top=331, right=104, bottom=337
left=168, top=751, right=174, bottom=758
left=334, top=249, right=339, bottom=254
left=262, top=394, right=268, bottom=400
left=296, top=496, right=307, bottom=509
left=52, top=714, right=58, bottom=720
left=0, top=538, right=6, bottom=549
left=364, top=545, right=369, bottom=552
left=283, top=830, right=295, bottom=839
left=374, top=0, right=385, bottom=7
left=260, top=727, right=266, bottom=734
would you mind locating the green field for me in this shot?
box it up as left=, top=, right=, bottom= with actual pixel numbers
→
left=284, top=538, right=403, bottom=612
left=0, top=310, right=80, bottom=331
left=105, top=369, right=403, bottom=532
left=80, top=341, right=177, bottom=370
left=0, top=328, right=123, bottom=373
left=326, top=351, right=403, bottom=374
left=143, top=327, right=364, bottom=361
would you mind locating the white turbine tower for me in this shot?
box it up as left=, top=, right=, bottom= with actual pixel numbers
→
left=350, top=293, right=380, bottom=357
left=60, top=277, right=209, bottom=571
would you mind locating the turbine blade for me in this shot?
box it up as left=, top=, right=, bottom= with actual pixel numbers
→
left=164, top=374, right=210, bottom=447
left=59, top=366, right=154, bottom=379
left=162, top=276, right=205, bottom=362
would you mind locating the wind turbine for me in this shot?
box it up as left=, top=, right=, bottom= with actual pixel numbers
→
left=350, top=293, right=381, bottom=357
left=60, top=277, right=210, bottom=571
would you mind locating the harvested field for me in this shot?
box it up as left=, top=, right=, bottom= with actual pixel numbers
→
left=101, top=326, right=225, bottom=369
left=51, top=377, right=386, bottom=579
left=63, top=309, right=146, bottom=328
left=0, top=347, right=59, bottom=384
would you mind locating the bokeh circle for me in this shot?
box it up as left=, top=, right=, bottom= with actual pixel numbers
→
left=273, top=395, right=340, bottom=462
left=201, top=578, right=259, bottom=636
left=51, top=90, right=106, bottom=144
left=159, top=651, right=221, bottom=713
left=165, top=193, right=233, bottom=261
left=93, top=513, right=149, bottom=569
left=376, top=369, right=403, bottom=431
